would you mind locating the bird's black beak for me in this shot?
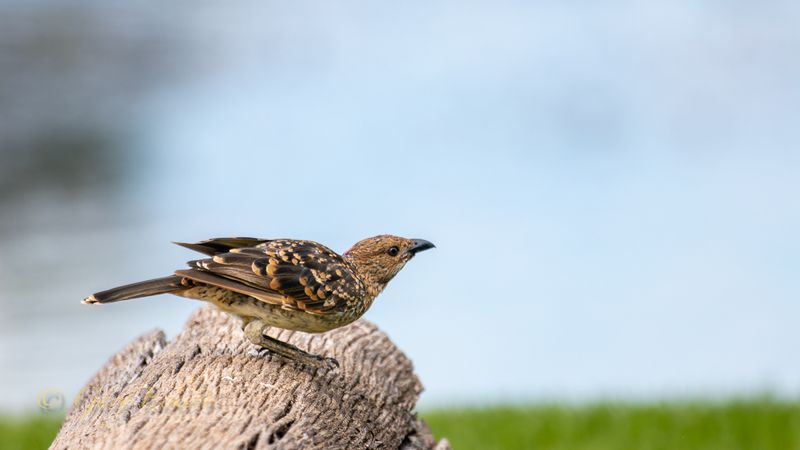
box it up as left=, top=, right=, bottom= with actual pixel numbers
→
left=407, top=239, right=436, bottom=255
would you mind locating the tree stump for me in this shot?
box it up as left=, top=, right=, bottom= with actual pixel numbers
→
left=51, top=306, right=450, bottom=450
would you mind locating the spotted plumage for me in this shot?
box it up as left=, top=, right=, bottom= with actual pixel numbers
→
left=83, top=235, right=435, bottom=370
left=181, top=238, right=368, bottom=319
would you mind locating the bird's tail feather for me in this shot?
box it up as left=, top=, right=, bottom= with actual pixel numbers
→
left=83, top=275, right=184, bottom=304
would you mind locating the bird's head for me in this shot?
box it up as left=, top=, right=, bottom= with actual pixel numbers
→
left=344, top=235, right=435, bottom=288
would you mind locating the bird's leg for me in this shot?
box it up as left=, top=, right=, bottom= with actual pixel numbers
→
left=242, top=320, right=339, bottom=371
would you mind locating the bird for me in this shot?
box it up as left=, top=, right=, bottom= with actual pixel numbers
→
left=83, top=235, right=435, bottom=370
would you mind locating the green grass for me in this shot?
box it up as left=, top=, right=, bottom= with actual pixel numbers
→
left=3, top=399, right=800, bottom=450
left=421, top=399, right=800, bottom=450
left=0, top=414, right=63, bottom=450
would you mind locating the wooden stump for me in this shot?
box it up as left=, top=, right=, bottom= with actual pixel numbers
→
left=51, top=306, right=450, bottom=450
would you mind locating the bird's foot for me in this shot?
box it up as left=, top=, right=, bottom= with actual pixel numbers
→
left=305, top=354, right=340, bottom=372
left=251, top=346, right=338, bottom=372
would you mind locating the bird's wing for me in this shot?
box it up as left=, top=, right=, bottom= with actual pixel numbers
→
left=174, top=268, right=287, bottom=305
left=174, top=237, right=271, bottom=257
left=178, top=239, right=365, bottom=315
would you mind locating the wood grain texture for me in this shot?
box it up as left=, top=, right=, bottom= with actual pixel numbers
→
left=51, top=306, right=449, bottom=450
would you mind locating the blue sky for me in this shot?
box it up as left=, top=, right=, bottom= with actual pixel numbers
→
left=133, top=0, right=800, bottom=402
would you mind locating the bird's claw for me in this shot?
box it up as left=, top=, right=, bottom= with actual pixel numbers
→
left=249, top=347, right=273, bottom=359
left=307, top=354, right=340, bottom=372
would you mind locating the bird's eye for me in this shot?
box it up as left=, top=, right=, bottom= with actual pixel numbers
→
left=387, top=246, right=399, bottom=256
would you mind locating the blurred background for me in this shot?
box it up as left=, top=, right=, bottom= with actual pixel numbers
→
left=1, top=0, right=798, bottom=424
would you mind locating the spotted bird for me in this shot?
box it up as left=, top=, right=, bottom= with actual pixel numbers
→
left=84, top=235, right=435, bottom=370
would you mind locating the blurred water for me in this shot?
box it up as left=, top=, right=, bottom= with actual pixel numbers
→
left=1, top=0, right=799, bottom=411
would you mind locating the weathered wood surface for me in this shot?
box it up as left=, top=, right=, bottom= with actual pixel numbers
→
left=51, top=306, right=449, bottom=450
